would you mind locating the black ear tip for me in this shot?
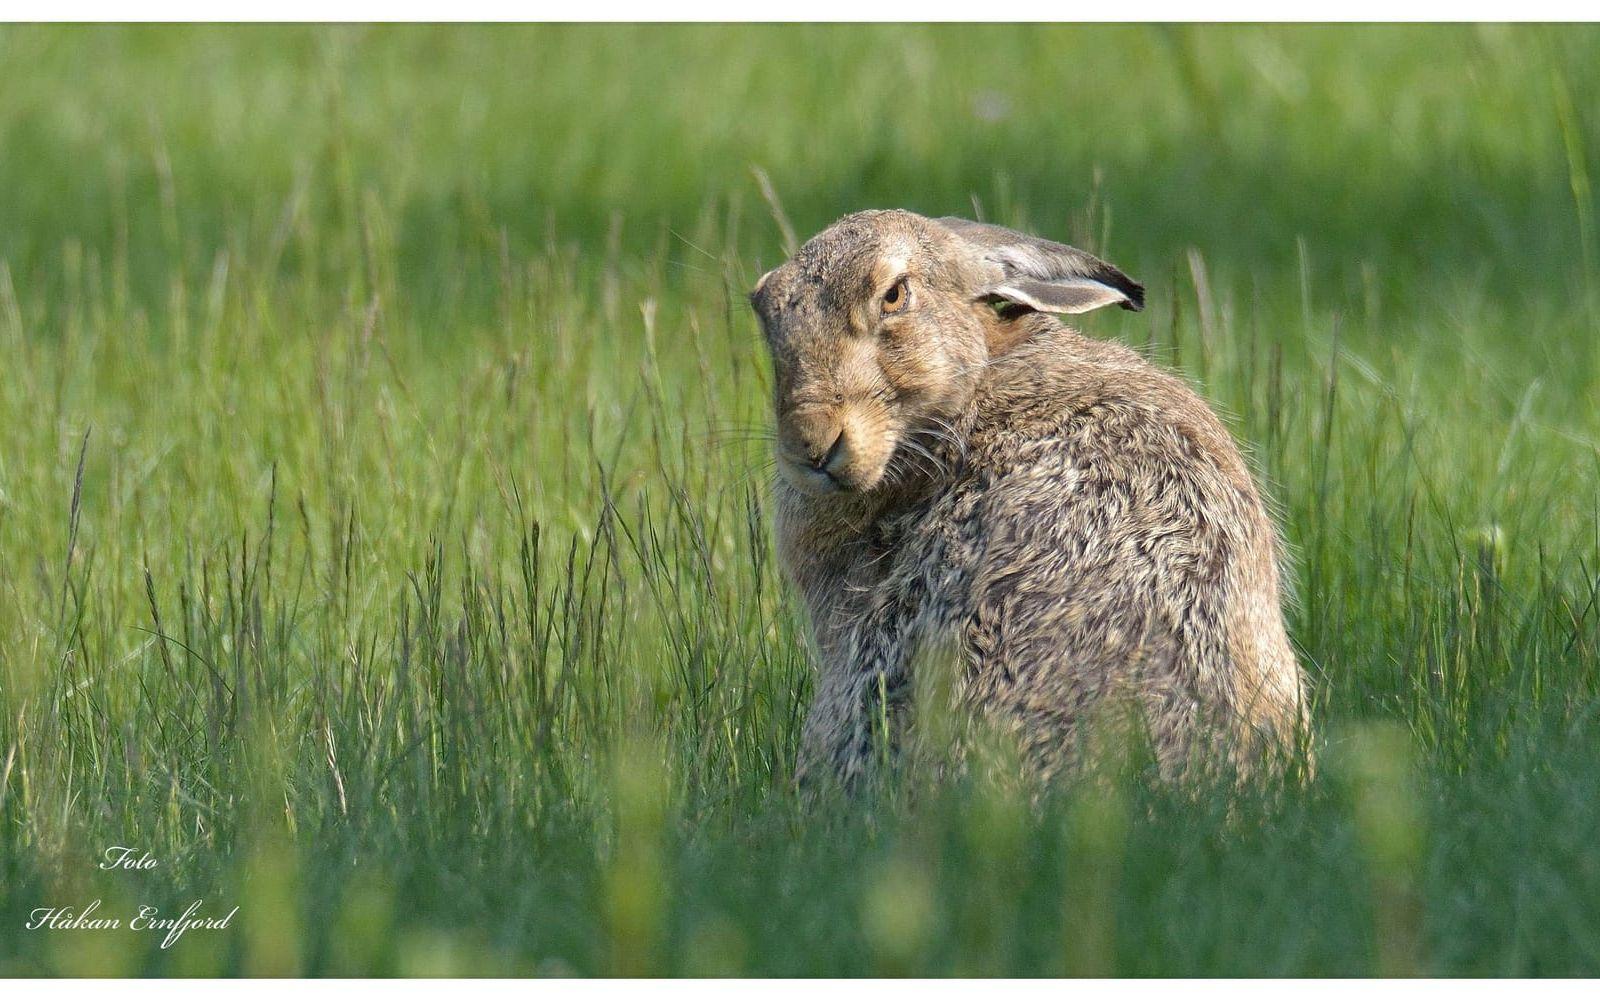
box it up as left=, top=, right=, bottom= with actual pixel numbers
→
left=1118, top=280, right=1146, bottom=312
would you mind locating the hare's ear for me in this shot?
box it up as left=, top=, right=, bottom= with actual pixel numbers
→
left=748, top=267, right=777, bottom=313
left=937, top=217, right=1144, bottom=314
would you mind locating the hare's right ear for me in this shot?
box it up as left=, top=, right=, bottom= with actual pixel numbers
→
left=748, top=267, right=776, bottom=314
left=937, top=217, right=1144, bottom=314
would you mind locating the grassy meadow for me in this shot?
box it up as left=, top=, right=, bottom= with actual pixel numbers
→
left=2, top=23, right=1600, bottom=975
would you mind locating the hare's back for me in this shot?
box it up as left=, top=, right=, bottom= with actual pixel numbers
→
left=952, top=331, right=1283, bottom=746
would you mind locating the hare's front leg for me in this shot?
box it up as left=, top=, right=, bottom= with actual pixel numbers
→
left=795, top=608, right=916, bottom=791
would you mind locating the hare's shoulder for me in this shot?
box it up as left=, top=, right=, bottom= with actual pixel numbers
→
left=938, top=344, right=1254, bottom=626
left=969, top=328, right=1255, bottom=499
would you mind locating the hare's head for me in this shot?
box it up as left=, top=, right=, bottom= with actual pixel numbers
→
left=749, top=209, right=1143, bottom=496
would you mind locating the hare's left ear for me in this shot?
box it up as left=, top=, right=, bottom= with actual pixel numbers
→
left=937, top=217, right=1144, bottom=314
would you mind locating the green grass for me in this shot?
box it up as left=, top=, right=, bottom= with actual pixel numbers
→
left=2, top=23, right=1600, bottom=975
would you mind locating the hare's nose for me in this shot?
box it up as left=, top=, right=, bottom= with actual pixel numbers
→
left=812, top=429, right=847, bottom=474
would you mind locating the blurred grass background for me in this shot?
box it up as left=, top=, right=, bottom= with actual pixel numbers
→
left=1, top=23, right=1599, bottom=975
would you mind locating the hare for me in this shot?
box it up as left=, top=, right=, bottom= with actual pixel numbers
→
left=749, top=209, right=1308, bottom=789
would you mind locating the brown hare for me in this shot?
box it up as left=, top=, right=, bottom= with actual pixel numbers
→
left=749, top=209, right=1308, bottom=789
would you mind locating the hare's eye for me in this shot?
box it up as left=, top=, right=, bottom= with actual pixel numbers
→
left=881, top=277, right=910, bottom=315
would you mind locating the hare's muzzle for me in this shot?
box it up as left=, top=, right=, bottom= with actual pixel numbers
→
left=777, top=407, right=889, bottom=495
left=779, top=411, right=843, bottom=492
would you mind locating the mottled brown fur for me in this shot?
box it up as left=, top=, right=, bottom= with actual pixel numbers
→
left=750, top=210, right=1307, bottom=787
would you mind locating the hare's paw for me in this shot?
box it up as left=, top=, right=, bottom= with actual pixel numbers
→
left=797, top=666, right=909, bottom=793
